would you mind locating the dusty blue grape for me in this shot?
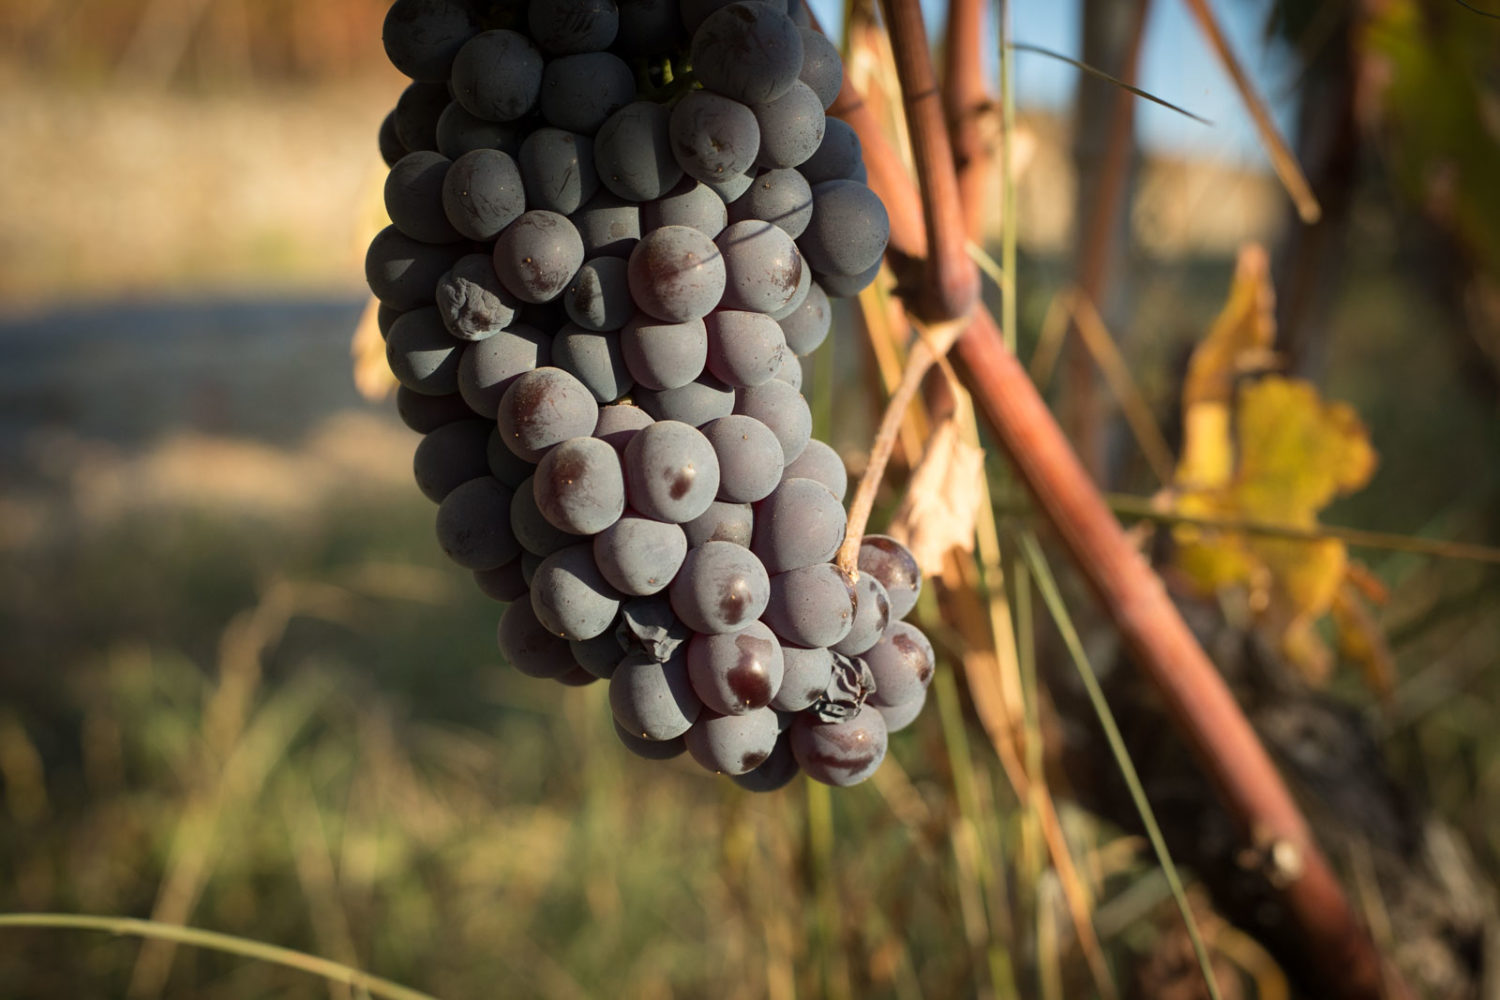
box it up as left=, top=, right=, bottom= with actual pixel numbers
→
left=702, top=414, right=785, bottom=503
left=486, top=428, right=535, bottom=487
left=386, top=151, right=461, bottom=243
left=642, top=178, right=728, bottom=239
left=533, top=435, right=626, bottom=534
left=539, top=52, right=636, bottom=134
left=436, top=476, right=519, bottom=570
left=497, top=598, right=576, bottom=679
left=497, top=367, right=600, bottom=462
left=634, top=375, right=736, bottom=426
left=683, top=500, right=754, bottom=548
left=436, top=102, right=524, bottom=159
left=570, top=190, right=641, bottom=258
left=620, top=314, right=707, bottom=391
left=669, top=90, right=761, bottom=184
left=751, top=476, right=844, bottom=573
left=716, top=219, right=804, bottom=314
left=782, top=438, right=846, bottom=501
left=685, top=706, right=781, bottom=775
left=594, top=403, right=654, bottom=453
left=752, top=80, right=824, bottom=169
left=797, top=27, right=843, bottom=109
left=770, top=644, right=834, bottom=711
left=790, top=703, right=888, bottom=786
left=474, top=559, right=528, bottom=603
left=593, top=514, right=689, bottom=596
left=728, top=167, right=813, bottom=238
left=552, top=323, right=632, bottom=403
left=622, top=419, right=720, bottom=523
left=734, top=377, right=810, bottom=461
left=457, top=324, right=548, bottom=416
left=610, top=649, right=702, bottom=741
left=763, top=562, right=854, bottom=648
left=797, top=116, right=862, bottom=184
left=864, top=620, right=935, bottom=708
left=563, top=257, right=633, bottom=332
left=398, top=387, right=474, bottom=433
left=366, top=225, right=465, bottom=311
left=451, top=30, right=543, bottom=122
left=731, top=735, right=800, bottom=791
left=394, top=80, right=449, bottom=151
left=669, top=540, right=771, bottom=634
left=627, top=224, right=726, bottom=323
left=530, top=543, right=623, bottom=640
left=442, top=147, right=526, bottom=241
left=595, top=101, right=682, bottom=201
left=413, top=419, right=492, bottom=502
left=518, top=128, right=598, bottom=214
left=387, top=307, right=463, bottom=395
left=857, top=534, right=922, bottom=621
left=383, top=0, right=475, bottom=81
left=529, top=0, right=619, bottom=53
left=686, top=620, right=784, bottom=715
left=511, top=474, right=581, bottom=557
left=705, top=309, right=786, bottom=387
left=832, top=573, right=890, bottom=657
left=797, top=179, right=889, bottom=278
left=492, top=210, right=585, bottom=304
left=692, top=2, right=804, bottom=105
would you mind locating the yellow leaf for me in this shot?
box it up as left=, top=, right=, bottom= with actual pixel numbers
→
left=1165, top=246, right=1383, bottom=690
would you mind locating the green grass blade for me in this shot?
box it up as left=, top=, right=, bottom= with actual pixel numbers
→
left=1014, top=531, right=1225, bottom=1000
left=0, top=913, right=441, bottom=1000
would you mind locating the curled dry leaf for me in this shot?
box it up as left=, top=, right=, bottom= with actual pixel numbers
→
left=887, top=417, right=985, bottom=576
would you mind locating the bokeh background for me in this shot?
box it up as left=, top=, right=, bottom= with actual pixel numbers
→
left=2, top=1, right=1498, bottom=997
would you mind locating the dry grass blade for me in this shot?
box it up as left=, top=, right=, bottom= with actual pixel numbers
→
left=0, top=914, right=440, bottom=1000
left=1009, top=41, right=1212, bottom=124
left=1179, top=0, right=1322, bottom=223
left=1015, top=531, right=1225, bottom=1000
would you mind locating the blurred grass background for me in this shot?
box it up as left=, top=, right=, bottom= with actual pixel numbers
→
left=1, top=1, right=1498, bottom=998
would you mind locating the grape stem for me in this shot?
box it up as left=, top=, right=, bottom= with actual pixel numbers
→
left=833, top=316, right=965, bottom=583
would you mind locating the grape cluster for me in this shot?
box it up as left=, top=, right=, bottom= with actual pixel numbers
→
left=371, top=0, right=930, bottom=789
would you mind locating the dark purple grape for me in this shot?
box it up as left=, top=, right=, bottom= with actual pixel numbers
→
left=778, top=280, right=829, bottom=355
left=610, top=649, right=702, bottom=741
left=563, top=257, right=633, bottom=332
left=751, top=476, right=845, bottom=573
left=594, top=403, right=654, bottom=453
left=669, top=540, right=770, bottom=634
left=539, top=52, right=636, bottom=134
left=622, top=419, right=720, bottom=522
left=790, top=703, right=888, bottom=786
left=798, top=180, right=889, bottom=279
left=702, top=415, right=785, bottom=503
left=817, top=259, right=881, bottom=298
left=413, top=418, right=492, bottom=502
left=496, top=367, right=600, bottom=462
left=451, top=30, right=543, bottom=122
left=797, top=116, right=862, bottom=184
left=752, top=80, right=824, bottom=169
left=685, top=707, right=780, bottom=775
left=763, top=562, right=854, bottom=648
left=832, top=573, right=890, bottom=657
left=627, top=225, right=726, bottom=323
left=684, top=500, right=754, bottom=548
left=620, top=314, right=708, bottom=391
left=511, top=475, right=582, bottom=557
left=457, top=324, right=549, bottom=417
left=773, top=349, right=803, bottom=390
left=634, top=375, right=736, bottom=426
left=398, top=387, right=474, bottom=433
left=474, top=559, right=528, bottom=603
left=435, top=476, right=519, bottom=570
left=529, top=0, right=619, bottom=53
left=783, top=438, right=847, bottom=501
left=797, top=27, right=843, bottom=109
left=486, top=427, right=536, bottom=487
left=366, top=225, right=465, bottom=312
left=642, top=177, right=729, bottom=239
left=394, top=80, right=450, bottom=151
left=692, top=3, right=804, bottom=105
left=730, top=734, right=800, bottom=791
left=865, top=620, right=935, bottom=708
left=519, top=128, right=598, bottom=215
left=728, top=167, right=813, bottom=239
left=716, top=219, right=804, bottom=314
left=734, top=377, right=810, bottom=461
left=770, top=644, right=834, bottom=711
left=386, top=151, right=461, bottom=243
left=571, top=190, right=642, bottom=258
left=616, top=0, right=683, bottom=55
left=876, top=688, right=926, bottom=733
left=497, top=598, right=575, bottom=679
left=436, top=102, right=524, bottom=159
left=553, top=323, right=633, bottom=403
left=595, top=101, right=682, bottom=201
left=383, top=0, right=476, bottom=81
left=669, top=90, right=761, bottom=184
left=492, top=210, right=585, bottom=304
left=387, top=307, right=463, bottom=395
left=686, top=620, right=784, bottom=714
left=530, top=543, right=623, bottom=640
left=533, top=435, right=626, bottom=534
left=442, top=147, right=526, bottom=241
left=705, top=310, right=786, bottom=388
left=571, top=631, right=626, bottom=679
left=613, top=719, right=688, bottom=759
left=593, top=514, right=689, bottom=596
left=857, top=534, right=922, bottom=621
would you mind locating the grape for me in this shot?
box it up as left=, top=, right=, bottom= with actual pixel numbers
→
left=366, top=226, right=465, bottom=311
left=610, top=649, right=702, bottom=741
left=557, top=666, right=601, bottom=686
left=679, top=0, right=736, bottom=32
left=641, top=178, right=728, bottom=239
left=530, top=543, right=622, bottom=640
left=593, top=514, right=689, bottom=595
left=380, top=111, right=408, bottom=168
left=857, top=534, right=922, bottom=620
left=486, top=427, right=536, bottom=487
left=613, top=719, right=687, bottom=759
left=790, top=702, right=887, bottom=786
left=702, top=415, right=785, bottom=503
left=786, top=0, right=812, bottom=27
left=622, top=419, right=720, bottom=522
left=728, top=167, right=813, bottom=238
left=562, top=257, right=632, bottom=332
left=413, top=418, right=492, bottom=502
left=768, top=257, right=812, bottom=320
left=752, top=477, right=844, bottom=573
left=595, top=101, right=682, bottom=201
left=539, top=52, right=636, bottom=135
left=386, top=151, right=461, bottom=244
left=773, top=349, right=803, bottom=389
left=770, top=644, right=834, bottom=711
left=782, top=438, right=847, bottom=501
left=379, top=303, right=404, bottom=342
left=442, top=147, right=526, bottom=241
left=570, top=190, right=641, bottom=258
left=553, top=323, right=632, bottom=402
left=692, top=3, right=804, bottom=105
left=669, top=540, right=770, bottom=633
left=635, top=375, right=736, bottom=426
left=497, top=367, right=600, bottom=461
left=398, top=386, right=474, bottom=433
left=763, top=562, right=854, bottom=648
left=705, top=310, right=787, bottom=387
left=383, top=0, right=475, bottom=81
left=387, top=307, right=463, bottom=395
left=492, top=210, right=585, bottom=303
left=394, top=80, right=450, bottom=151
left=437, top=254, right=520, bottom=340
left=616, top=0, right=683, bottom=55
left=497, top=598, right=576, bottom=679
left=617, top=594, right=691, bottom=660
left=627, top=225, right=726, bottom=323
left=511, top=474, right=581, bottom=557
left=594, top=403, right=654, bottom=453
left=457, top=324, right=548, bottom=416
left=571, top=632, right=625, bottom=679
left=731, top=735, right=800, bottom=791
left=451, top=30, right=543, bottom=122
left=683, top=500, right=753, bottom=548
left=435, top=476, right=519, bottom=570
left=798, top=180, right=889, bottom=279
left=716, top=219, right=804, bottom=314
left=685, top=707, right=780, bottom=774
left=474, top=559, right=528, bottom=602
left=777, top=280, right=829, bottom=354
left=518, top=128, right=598, bottom=215
left=752, top=81, right=824, bottom=169
left=832, top=573, right=889, bottom=656
left=436, top=102, right=523, bottom=159
left=865, top=620, right=935, bottom=707
left=797, top=116, right=862, bottom=184
left=533, top=435, right=626, bottom=534
left=734, top=378, right=810, bottom=461
left=521, top=551, right=544, bottom=586
left=529, top=0, right=619, bottom=53
left=797, top=28, right=843, bottom=110
left=876, top=688, right=926, bottom=733
left=817, top=259, right=881, bottom=298
left=686, top=620, right=784, bottom=714
left=669, top=90, right=761, bottom=184
left=620, top=315, right=708, bottom=391
left=702, top=168, right=756, bottom=203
